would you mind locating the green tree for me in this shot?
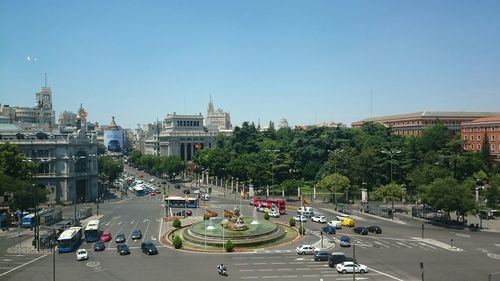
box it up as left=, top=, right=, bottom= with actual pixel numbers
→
left=315, top=173, right=350, bottom=206
left=225, top=240, right=234, bottom=252
left=173, top=235, right=182, bottom=249
left=372, top=183, right=406, bottom=211
left=172, top=218, right=181, bottom=228
left=421, top=177, right=475, bottom=217
left=481, top=132, right=492, bottom=169
left=98, top=156, right=124, bottom=184
left=485, top=175, right=500, bottom=208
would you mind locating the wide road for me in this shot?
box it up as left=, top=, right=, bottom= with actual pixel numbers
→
left=1, top=181, right=500, bottom=281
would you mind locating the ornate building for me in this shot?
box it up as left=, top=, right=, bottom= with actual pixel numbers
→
left=461, top=116, right=500, bottom=160
left=206, top=98, right=231, bottom=132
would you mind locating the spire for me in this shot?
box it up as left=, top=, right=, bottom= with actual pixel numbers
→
left=208, top=94, right=214, bottom=114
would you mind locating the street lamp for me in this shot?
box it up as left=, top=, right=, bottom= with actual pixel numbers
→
left=65, top=155, right=86, bottom=225
left=381, top=149, right=402, bottom=182
left=52, top=240, right=57, bottom=281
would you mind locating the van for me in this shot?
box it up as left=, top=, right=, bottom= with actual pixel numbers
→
left=302, top=211, right=314, bottom=218
left=341, top=218, right=355, bottom=227
left=297, top=206, right=314, bottom=215
left=328, top=220, right=342, bottom=229
left=328, top=252, right=353, bottom=267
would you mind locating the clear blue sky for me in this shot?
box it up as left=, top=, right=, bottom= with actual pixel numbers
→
left=1, top=0, right=499, bottom=129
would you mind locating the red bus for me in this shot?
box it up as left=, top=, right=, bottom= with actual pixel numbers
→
left=250, top=197, right=286, bottom=215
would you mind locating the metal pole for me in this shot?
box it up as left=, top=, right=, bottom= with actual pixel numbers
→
left=353, top=241, right=356, bottom=281
left=53, top=242, right=56, bottom=281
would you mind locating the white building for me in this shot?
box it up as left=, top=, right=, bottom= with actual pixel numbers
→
left=206, top=98, right=232, bottom=131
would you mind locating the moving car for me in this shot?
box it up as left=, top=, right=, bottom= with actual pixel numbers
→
left=339, top=236, right=351, bottom=247
left=141, top=241, right=158, bottom=255
left=327, top=220, right=342, bottom=229
left=201, top=194, right=211, bottom=201
left=328, top=252, right=353, bottom=267
left=94, top=240, right=106, bottom=251
left=268, top=210, right=280, bottom=218
left=313, top=250, right=331, bottom=261
left=336, top=261, right=369, bottom=274
left=353, top=226, right=368, bottom=235
left=117, top=244, right=130, bottom=255
left=100, top=231, right=112, bottom=242
left=297, top=206, right=314, bottom=214
left=293, top=215, right=307, bottom=222
left=367, top=225, right=382, bottom=234
left=115, top=233, right=126, bottom=243
left=76, top=249, right=89, bottom=261
left=175, top=210, right=193, bottom=217
left=193, top=189, right=201, bottom=194
left=131, top=229, right=142, bottom=240
left=311, top=215, right=327, bottom=223
left=322, top=225, right=336, bottom=234
left=341, top=218, right=355, bottom=227
left=336, top=214, right=350, bottom=221
left=296, top=245, right=317, bottom=255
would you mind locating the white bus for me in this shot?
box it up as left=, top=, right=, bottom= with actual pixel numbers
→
left=84, top=219, right=101, bottom=242
left=57, top=226, right=82, bottom=253
left=132, top=185, right=145, bottom=196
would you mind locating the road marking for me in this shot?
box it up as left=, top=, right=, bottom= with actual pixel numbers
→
left=241, top=277, right=258, bottom=279
left=302, top=275, right=320, bottom=277
left=370, top=268, right=406, bottom=281
left=396, top=242, right=412, bottom=248
left=240, top=269, right=255, bottom=272
left=494, top=244, right=500, bottom=248
left=258, top=269, right=273, bottom=271
left=0, top=254, right=47, bottom=277
left=419, top=243, right=436, bottom=249
left=281, top=275, right=298, bottom=278
left=262, top=276, right=279, bottom=279
left=254, top=262, right=267, bottom=265
left=271, top=262, right=286, bottom=265
left=130, top=220, right=135, bottom=224
left=86, top=261, right=100, bottom=268
left=277, top=268, right=292, bottom=271
left=374, top=241, right=390, bottom=248
left=117, top=221, right=122, bottom=225
left=455, top=233, right=470, bottom=238
left=235, top=263, right=249, bottom=265
left=151, top=235, right=156, bottom=241
left=487, top=253, right=500, bottom=260
left=295, top=268, right=311, bottom=271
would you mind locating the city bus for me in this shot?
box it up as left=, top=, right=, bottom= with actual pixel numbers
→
left=132, top=185, right=145, bottom=196
left=57, top=226, right=83, bottom=253
left=251, top=197, right=287, bottom=215
left=21, top=213, right=37, bottom=228
left=84, top=219, right=101, bottom=242
left=165, top=196, right=199, bottom=208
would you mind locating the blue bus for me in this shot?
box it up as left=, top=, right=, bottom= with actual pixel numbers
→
left=132, top=185, right=145, bottom=196
left=21, top=213, right=37, bottom=228
left=165, top=196, right=199, bottom=208
left=57, top=227, right=83, bottom=253
left=84, top=219, right=101, bottom=242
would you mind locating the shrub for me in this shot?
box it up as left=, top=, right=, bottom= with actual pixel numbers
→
left=203, top=214, right=210, bottom=221
left=172, top=218, right=181, bottom=228
left=173, top=235, right=183, bottom=249
left=264, top=212, right=270, bottom=220
left=225, top=240, right=234, bottom=252
left=289, top=218, right=296, bottom=227
left=298, top=225, right=306, bottom=235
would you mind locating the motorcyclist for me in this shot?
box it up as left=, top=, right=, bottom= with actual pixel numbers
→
left=217, top=264, right=227, bottom=274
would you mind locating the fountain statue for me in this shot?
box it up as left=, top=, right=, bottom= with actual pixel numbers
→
left=221, top=206, right=249, bottom=231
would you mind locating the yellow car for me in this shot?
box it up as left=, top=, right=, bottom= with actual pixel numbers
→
left=341, top=218, right=355, bottom=227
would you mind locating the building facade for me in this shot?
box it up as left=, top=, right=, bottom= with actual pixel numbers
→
left=206, top=98, right=231, bottom=131
left=461, top=117, right=500, bottom=160
left=352, top=111, right=500, bottom=136
left=144, top=113, right=217, bottom=161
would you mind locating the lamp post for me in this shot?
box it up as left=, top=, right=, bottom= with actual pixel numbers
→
left=52, top=240, right=57, bottom=281
left=66, top=155, right=86, bottom=225
left=381, top=149, right=402, bottom=182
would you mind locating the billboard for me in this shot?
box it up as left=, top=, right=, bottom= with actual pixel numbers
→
left=104, top=129, right=123, bottom=153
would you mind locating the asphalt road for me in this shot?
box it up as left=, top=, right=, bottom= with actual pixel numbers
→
left=1, top=173, right=500, bottom=281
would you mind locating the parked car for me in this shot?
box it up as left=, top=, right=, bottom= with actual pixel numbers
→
left=94, top=240, right=106, bottom=251
left=327, top=220, right=342, bottom=229
left=353, top=227, right=368, bottom=235
left=141, top=241, right=158, bottom=255
left=339, top=236, right=351, bottom=247
left=328, top=252, right=353, bottom=267
left=115, top=233, right=126, bottom=243
left=201, top=194, right=211, bottom=201
left=367, top=225, right=382, bottom=234
left=297, top=206, right=314, bottom=214
left=174, top=183, right=181, bottom=189
left=76, top=249, right=89, bottom=261
left=311, top=215, right=327, bottom=223
left=322, top=225, right=336, bottom=234
left=314, top=250, right=331, bottom=261
left=294, top=215, right=307, bottom=222
left=131, top=229, right=142, bottom=240
left=100, top=231, right=112, bottom=242
left=336, top=261, right=369, bottom=274
left=296, top=245, right=317, bottom=255
left=116, top=244, right=130, bottom=255
left=193, top=189, right=201, bottom=194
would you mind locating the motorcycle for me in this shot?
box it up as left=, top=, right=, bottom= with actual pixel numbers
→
left=217, top=266, right=228, bottom=276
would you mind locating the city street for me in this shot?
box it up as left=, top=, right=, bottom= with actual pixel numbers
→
left=1, top=182, right=500, bottom=281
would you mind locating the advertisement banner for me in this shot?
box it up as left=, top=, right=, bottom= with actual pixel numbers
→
left=104, top=129, right=123, bottom=153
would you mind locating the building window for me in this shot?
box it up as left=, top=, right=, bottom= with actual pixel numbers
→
left=471, top=135, right=474, bottom=141
left=478, top=135, right=481, bottom=141
left=464, top=144, right=467, bottom=150
left=492, top=135, right=495, bottom=141
left=470, top=144, right=474, bottom=150
left=477, top=144, right=481, bottom=150
left=463, top=136, right=467, bottom=141
left=492, top=144, right=496, bottom=151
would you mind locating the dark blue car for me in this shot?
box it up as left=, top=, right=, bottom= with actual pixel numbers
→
left=322, top=225, right=336, bottom=234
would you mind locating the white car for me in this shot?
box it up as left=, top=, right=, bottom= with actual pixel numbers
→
left=336, top=214, right=350, bottom=221
left=76, top=249, right=88, bottom=261
left=296, top=245, right=317, bottom=255
left=336, top=261, right=369, bottom=274
left=193, top=189, right=201, bottom=194
left=311, top=215, right=327, bottom=223
left=201, top=194, right=210, bottom=201
left=327, top=220, right=343, bottom=229
left=294, top=215, right=307, bottom=222
left=268, top=210, right=280, bottom=218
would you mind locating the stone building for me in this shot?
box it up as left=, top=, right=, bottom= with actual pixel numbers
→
left=461, top=116, right=500, bottom=160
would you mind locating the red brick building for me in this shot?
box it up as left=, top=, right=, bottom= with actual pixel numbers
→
left=461, top=117, right=500, bottom=160
left=352, top=111, right=500, bottom=136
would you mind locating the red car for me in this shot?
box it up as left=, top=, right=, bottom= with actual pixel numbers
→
left=100, top=232, right=112, bottom=242
left=149, top=192, right=156, bottom=196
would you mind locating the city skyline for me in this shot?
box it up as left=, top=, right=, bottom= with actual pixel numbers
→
left=1, top=0, right=500, bottom=129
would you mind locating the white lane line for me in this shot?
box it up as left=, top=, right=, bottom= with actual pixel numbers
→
left=235, top=263, right=249, bottom=265
left=241, top=277, right=258, bottom=279
left=374, top=241, right=390, bottom=248
left=258, top=269, right=273, bottom=271
left=271, top=262, right=286, bottom=265
left=302, top=275, right=320, bottom=277
left=396, top=242, right=412, bottom=248
left=370, top=268, right=406, bottom=281
left=0, top=254, right=48, bottom=277
left=277, top=269, right=292, bottom=271
left=419, top=243, right=436, bottom=249
left=254, top=262, right=267, bottom=265
left=281, top=275, right=298, bottom=278
left=240, top=269, right=255, bottom=272
left=456, top=233, right=470, bottom=238
left=262, top=276, right=279, bottom=279
left=143, top=219, right=151, bottom=241
left=295, top=268, right=311, bottom=271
